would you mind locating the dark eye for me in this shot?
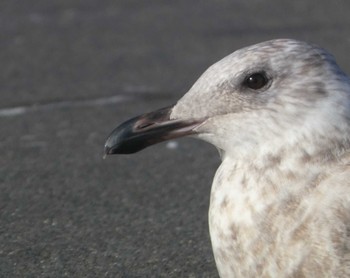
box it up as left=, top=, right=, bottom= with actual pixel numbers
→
left=243, top=72, right=268, bottom=90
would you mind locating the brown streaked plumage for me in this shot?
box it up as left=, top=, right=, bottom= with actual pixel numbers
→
left=105, top=39, right=350, bottom=277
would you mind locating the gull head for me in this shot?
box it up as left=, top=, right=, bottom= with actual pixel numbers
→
left=105, top=39, right=350, bottom=158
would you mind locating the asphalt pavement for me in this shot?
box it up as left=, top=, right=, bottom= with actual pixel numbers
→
left=1, top=1, right=350, bottom=277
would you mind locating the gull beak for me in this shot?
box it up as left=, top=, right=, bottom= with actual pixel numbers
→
left=104, top=106, right=203, bottom=155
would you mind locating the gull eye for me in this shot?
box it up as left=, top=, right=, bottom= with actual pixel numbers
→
left=243, top=72, right=268, bottom=90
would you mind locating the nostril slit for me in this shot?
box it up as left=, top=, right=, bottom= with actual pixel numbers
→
left=137, top=122, right=154, bottom=129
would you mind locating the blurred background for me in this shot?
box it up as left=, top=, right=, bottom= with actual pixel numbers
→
left=1, top=1, right=350, bottom=277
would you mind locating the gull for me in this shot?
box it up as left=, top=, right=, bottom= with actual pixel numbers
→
left=104, top=39, right=350, bottom=277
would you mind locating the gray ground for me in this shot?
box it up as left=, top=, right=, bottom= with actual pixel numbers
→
left=1, top=1, right=350, bottom=277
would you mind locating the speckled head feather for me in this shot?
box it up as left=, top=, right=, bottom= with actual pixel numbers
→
left=171, top=39, right=350, bottom=160
left=172, top=39, right=345, bottom=117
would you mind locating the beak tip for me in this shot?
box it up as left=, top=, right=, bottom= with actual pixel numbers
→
left=104, top=142, right=116, bottom=155
left=104, top=139, right=131, bottom=155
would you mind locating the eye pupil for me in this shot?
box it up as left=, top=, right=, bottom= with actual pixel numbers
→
left=244, top=72, right=268, bottom=90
